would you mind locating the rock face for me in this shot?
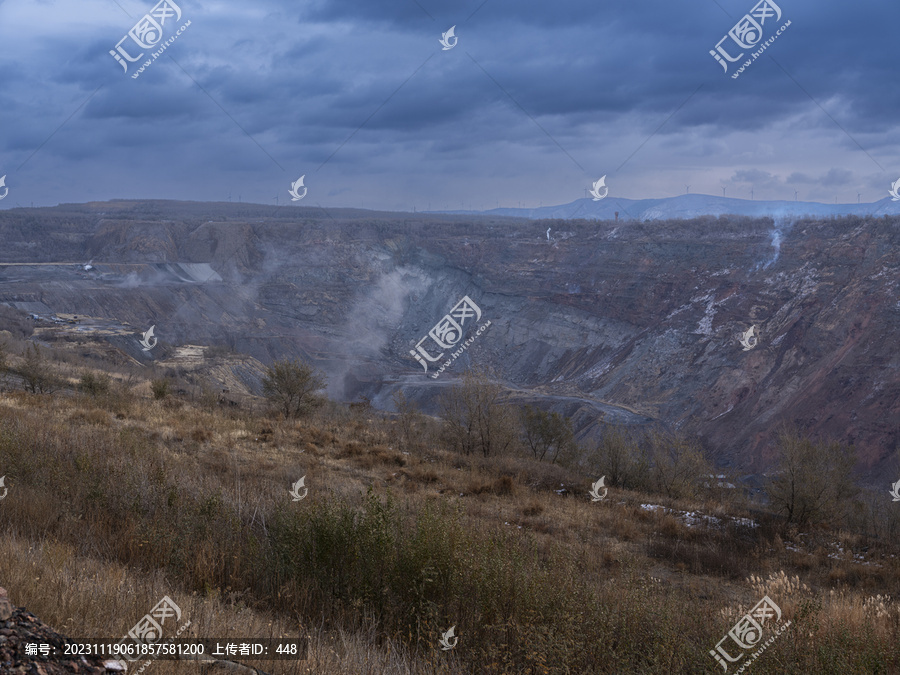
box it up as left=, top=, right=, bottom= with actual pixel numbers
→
left=0, top=201, right=898, bottom=479
left=0, top=588, right=121, bottom=674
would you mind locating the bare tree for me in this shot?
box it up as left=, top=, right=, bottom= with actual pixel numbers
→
left=0, top=338, right=8, bottom=391
left=262, top=358, right=326, bottom=419
left=391, top=390, right=421, bottom=452
left=520, top=404, right=576, bottom=464
left=646, top=429, right=711, bottom=499
left=20, top=342, right=55, bottom=394
left=591, top=424, right=648, bottom=490
left=766, top=427, right=859, bottom=528
left=440, top=369, right=517, bottom=458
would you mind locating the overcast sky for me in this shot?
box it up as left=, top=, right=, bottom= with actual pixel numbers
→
left=0, top=0, right=896, bottom=211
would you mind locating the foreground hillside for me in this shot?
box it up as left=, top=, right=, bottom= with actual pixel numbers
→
left=0, top=203, right=898, bottom=479
left=0, top=356, right=899, bottom=673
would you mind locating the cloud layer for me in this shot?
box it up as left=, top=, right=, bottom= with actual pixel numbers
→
left=0, top=0, right=897, bottom=210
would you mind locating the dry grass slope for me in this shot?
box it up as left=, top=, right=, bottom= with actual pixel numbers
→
left=0, top=365, right=898, bottom=673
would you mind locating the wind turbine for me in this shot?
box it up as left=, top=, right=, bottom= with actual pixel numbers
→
left=685, top=185, right=690, bottom=194
left=794, top=190, right=798, bottom=201
left=750, top=188, right=754, bottom=200
left=722, top=187, right=726, bottom=197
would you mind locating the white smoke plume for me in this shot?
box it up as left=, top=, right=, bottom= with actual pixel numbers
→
left=760, top=214, right=797, bottom=269
left=326, top=266, right=430, bottom=399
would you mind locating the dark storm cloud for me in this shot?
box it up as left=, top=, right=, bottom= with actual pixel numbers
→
left=0, top=0, right=896, bottom=209
left=821, top=168, right=854, bottom=187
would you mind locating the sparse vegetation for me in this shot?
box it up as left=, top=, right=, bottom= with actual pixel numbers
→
left=0, top=305, right=34, bottom=339
left=0, top=353, right=898, bottom=673
left=392, top=390, right=421, bottom=452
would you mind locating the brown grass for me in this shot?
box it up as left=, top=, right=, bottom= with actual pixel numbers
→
left=0, top=381, right=898, bottom=673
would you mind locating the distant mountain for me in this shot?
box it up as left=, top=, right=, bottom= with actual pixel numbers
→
left=437, top=193, right=900, bottom=221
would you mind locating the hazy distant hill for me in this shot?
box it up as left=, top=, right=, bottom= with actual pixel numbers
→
left=439, top=193, right=900, bottom=221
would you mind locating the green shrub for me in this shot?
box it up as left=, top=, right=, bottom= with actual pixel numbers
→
left=150, top=378, right=170, bottom=400
left=262, top=358, right=326, bottom=418
left=79, top=371, right=111, bottom=397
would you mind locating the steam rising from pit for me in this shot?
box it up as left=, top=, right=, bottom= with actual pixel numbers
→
left=326, top=267, right=430, bottom=399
